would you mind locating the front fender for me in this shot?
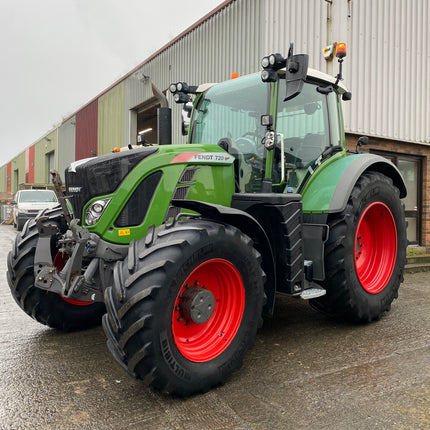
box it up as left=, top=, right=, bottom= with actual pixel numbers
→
left=301, top=153, right=406, bottom=213
left=172, top=199, right=276, bottom=317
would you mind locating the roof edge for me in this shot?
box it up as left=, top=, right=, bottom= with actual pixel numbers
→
left=62, top=0, right=234, bottom=125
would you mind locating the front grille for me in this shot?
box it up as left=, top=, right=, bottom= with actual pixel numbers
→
left=164, top=206, right=182, bottom=221
left=178, top=168, right=197, bottom=184
left=172, top=186, right=190, bottom=200
left=164, top=186, right=191, bottom=223
left=65, top=147, right=158, bottom=222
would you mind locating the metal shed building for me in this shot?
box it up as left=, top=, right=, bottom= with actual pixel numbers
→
left=1, top=0, right=429, bottom=248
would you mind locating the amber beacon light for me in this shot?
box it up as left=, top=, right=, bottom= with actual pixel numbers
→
left=335, top=42, right=347, bottom=59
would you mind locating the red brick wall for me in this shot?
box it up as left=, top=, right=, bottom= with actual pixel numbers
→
left=346, top=133, right=430, bottom=251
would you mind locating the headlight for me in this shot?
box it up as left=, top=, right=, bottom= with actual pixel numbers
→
left=85, top=198, right=111, bottom=226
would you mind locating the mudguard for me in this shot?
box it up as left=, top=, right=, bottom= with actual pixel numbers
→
left=171, top=199, right=277, bottom=317
left=301, top=153, right=407, bottom=213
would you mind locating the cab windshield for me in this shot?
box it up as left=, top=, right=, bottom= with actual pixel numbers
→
left=190, top=74, right=269, bottom=192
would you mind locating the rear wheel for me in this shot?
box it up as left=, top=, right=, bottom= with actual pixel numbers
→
left=103, top=220, right=265, bottom=396
left=311, top=171, right=407, bottom=322
left=7, top=207, right=106, bottom=331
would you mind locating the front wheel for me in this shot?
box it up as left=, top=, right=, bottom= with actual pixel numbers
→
left=103, top=220, right=265, bottom=396
left=7, top=207, right=106, bottom=331
left=311, top=171, right=407, bottom=322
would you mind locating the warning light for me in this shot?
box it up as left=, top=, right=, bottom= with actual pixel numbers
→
left=335, top=42, right=347, bottom=59
left=230, top=72, right=239, bottom=79
left=112, top=147, right=121, bottom=153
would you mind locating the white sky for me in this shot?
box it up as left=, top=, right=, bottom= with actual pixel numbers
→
left=0, top=0, right=224, bottom=166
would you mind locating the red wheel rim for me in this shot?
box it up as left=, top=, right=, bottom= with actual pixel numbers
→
left=53, top=252, right=92, bottom=306
left=354, top=202, right=397, bottom=294
left=172, top=259, right=245, bottom=362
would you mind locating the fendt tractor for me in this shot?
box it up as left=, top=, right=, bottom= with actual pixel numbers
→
left=7, top=43, right=407, bottom=396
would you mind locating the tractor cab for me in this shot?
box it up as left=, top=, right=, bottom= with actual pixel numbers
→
left=183, top=56, right=348, bottom=195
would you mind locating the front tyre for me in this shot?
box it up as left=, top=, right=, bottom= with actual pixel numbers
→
left=7, top=207, right=106, bottom=331
left=103, top=220, right=265, bottom=396
left=311, top=171, right=407, bottom=322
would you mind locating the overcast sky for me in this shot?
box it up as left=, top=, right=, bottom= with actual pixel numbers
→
left=0, top=0, right=223, bottom=166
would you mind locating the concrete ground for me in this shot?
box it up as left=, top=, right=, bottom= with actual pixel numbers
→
left=0, top=223, right=429, bottom=430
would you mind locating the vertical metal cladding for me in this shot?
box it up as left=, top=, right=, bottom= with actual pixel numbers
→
left=34, top=129, right=58, bottom=184
left=76, top=100, right=98, bottom=161
left=11, top=152, right=25, bottom=191
left=345, top=0, right=430, bottom=144
left=0, top=165, right=6, bottom=193
left=129, top=0, right=264, bottom=146
left=25, top=146, right=35, bottom=184
left=98, top=83, right=124, bottom=155
left=262, top=0, right=328, bottom=71
left=58, top=116, right=76, bottom=177
left=6, top=163, right=11, bottom=193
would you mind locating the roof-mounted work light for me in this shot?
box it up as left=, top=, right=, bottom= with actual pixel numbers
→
left=169, top=82, right=199, bottom=104
left=261, top=53, right=286, bottom=83
left=173, top=92, right=191, bottom=104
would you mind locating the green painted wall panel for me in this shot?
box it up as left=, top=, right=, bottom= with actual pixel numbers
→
left=34, top=129, right=59, bottom=184
left=11, top=152, right=25, bottom=192
left=98, top=83, right=124, bottom=155
left=0, top=165, right=6, bottom=193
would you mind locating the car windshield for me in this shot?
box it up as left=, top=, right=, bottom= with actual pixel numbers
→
left=18, top=190, right=57, bottom=203
left=190, top=73, right=269, bottom=192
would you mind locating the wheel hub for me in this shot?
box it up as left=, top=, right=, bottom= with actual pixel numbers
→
left=178, top=286, right=215, bottom=324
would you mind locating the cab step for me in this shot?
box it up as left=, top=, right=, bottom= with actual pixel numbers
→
left=300, top=287, right=326, bottom=300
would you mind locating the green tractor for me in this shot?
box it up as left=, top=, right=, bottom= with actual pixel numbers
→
left=7, top=44, right=407, bottom=396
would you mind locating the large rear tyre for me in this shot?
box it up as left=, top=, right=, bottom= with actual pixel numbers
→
left=7, top=207, right=106, bottom=331
left=311, top=171, right=407, bottom=322
left=103, top=220, right=265, bottom=396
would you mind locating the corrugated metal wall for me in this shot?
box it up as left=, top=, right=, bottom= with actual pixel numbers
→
left=25, top=146, right=35, bottom=183
left=0, top=165, right=6, bottom=193
left=11, top=152, right=25, bottom=192
left=131, top=0, right=263, bottom=145
left=124, top=74, right=149, bottom=146
left=345, top=0, right=430, bottom=143
left=34, top=129, right=58, bottom=184
left=98, top=83, right=124, bottom=155
left=76, top=100, right=98, bottom=160
left=262, top=0, right=328, bottom=71
left=1, top=0, right=429, bottom=193
left=58, top=117, right=76, bottom=177
left=6, top=163, right=11, bottom=193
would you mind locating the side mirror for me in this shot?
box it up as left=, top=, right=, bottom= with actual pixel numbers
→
left=284, top=54, right=309, bottom=101
left=356, top=136, right=369, bottom=153
left=181, top=102, right=193, bottom=136
left=357, top=136, right=369, bottom=147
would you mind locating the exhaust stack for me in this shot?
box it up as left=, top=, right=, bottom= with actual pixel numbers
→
left=151, top=82, right=171, bottom=145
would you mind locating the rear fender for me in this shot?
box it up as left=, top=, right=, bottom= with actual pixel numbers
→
left=302, top=153, right=406, bottom=213
left=172, top=199, right=276, bottom=317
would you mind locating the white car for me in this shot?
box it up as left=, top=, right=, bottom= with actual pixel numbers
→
left=12, top=189, right=58, bottom=230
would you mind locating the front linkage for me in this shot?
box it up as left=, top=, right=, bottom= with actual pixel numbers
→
left=33, top=214, right=127, bottom=304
